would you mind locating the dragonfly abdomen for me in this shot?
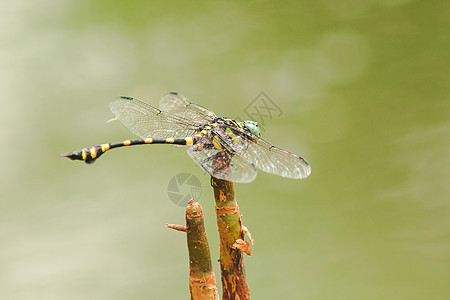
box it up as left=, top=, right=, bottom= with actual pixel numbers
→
left=61, top=137, right=197, bottom=164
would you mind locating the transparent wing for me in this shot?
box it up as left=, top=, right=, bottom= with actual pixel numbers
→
left=110, top=96, right=199, bottom=139
left=159, top=92, right=217, bottom=124
left=187, top=134, right=257, bottom=183
left=215, top=126, right=311, bottom=179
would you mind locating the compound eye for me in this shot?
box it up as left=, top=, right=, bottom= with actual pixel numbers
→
left=244, top=121, right=260, bottom=136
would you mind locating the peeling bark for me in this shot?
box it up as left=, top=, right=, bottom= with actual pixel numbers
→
left=212, top=178, right=251, bottom=300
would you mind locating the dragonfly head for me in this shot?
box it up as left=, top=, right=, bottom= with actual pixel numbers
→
left=240, top=120, right=260, bottom=137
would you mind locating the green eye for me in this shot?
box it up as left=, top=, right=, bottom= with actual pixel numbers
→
left=242, top=121, right=260, bottom=136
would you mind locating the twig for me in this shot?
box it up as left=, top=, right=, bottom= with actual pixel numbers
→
left=165, top=200, right=218, bottom=299
left=211, top=177, right=251, bottom=300
left=165, top=223, right=187, bottom=232
left=185, top=199, right=219, bottom=299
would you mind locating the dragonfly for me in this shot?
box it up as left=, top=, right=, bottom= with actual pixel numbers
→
left=61, top=92, right=311, bottom=183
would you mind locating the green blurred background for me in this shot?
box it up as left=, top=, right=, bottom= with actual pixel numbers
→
left=1, top=1, right=448, bottom=299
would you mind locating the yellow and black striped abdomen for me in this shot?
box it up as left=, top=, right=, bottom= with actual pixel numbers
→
left=61, top=137, right=197, bottom=164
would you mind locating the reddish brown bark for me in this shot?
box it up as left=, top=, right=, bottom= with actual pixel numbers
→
left=165, top=223, right=187, bottom=232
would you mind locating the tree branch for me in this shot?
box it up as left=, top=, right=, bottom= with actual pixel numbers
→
left=186, top=200, right=219, bottom=299
left=211, top=177, right=251, bottom=300
left=166, top=200, right=218, bottom=299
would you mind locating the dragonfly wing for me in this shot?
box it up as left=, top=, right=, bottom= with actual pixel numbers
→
left=187, top=134, right=257, bottom=183
left=110, top=96, right=198, bottom=139
left=216, top=126, right=311, bottom=179
left=159, top=92, right=217, bottom=124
